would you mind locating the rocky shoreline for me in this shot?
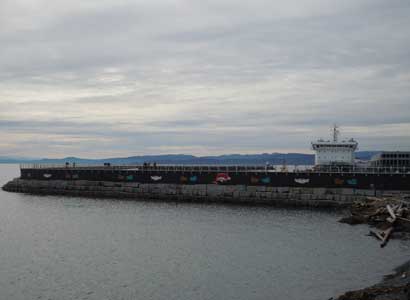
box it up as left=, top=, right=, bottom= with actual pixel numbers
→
left=333, top=197, right=410, bottom=300
left=334, top=260, right=410, bottom=300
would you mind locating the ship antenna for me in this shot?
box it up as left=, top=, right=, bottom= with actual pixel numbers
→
left=333, top=124, right=339, bottom=142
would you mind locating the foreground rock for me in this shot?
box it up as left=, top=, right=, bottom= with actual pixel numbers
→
left=334, top=261, right=410, bottom=300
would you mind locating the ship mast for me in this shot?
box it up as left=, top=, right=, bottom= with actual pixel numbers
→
left=333, top=124, right=339, bottom=142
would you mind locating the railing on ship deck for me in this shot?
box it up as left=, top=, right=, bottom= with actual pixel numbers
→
left=19, top=163, right=410, bottom=175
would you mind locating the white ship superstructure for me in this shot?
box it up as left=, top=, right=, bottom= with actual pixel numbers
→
left=312, top=126, right=358, bottom=166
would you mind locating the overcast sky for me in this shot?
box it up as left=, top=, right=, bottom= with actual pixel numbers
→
left=1, top=0, right=409, bottom=158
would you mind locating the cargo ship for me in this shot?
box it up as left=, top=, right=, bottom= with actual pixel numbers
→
left=13, top=126, right=410, bottom=191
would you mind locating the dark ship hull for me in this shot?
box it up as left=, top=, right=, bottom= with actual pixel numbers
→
left=19, top=165, right=410, bottom=191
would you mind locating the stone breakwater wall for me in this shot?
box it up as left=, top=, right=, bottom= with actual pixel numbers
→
left=4, top=178, right=408, bottom=207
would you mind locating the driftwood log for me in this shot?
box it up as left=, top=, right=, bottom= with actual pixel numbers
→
left=340, top=197, right=409, bottom=247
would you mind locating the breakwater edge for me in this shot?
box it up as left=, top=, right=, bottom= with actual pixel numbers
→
left=4, top=177, right=409, bottom=208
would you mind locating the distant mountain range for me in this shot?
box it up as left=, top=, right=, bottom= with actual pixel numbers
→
left=0, top=151, right=379, bottom=165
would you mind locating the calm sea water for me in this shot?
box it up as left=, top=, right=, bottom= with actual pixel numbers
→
left=0, top=164, right=409, bottom=300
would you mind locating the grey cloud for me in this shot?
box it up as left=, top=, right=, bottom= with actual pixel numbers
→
left=0, top=0, right=409, bottom=157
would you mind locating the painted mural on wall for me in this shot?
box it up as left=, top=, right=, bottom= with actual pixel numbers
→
left=214, top=173, right=231, bottom=184
left=250, top=176, right=271, bottom=184
left=347, top=179, right=358, bottom=185
left=334, top=178, right=344, bottom=185
left=294, top=178, right=310, bottom=184
left=250, top=176, right=259, bottom=184
left=180, top=175, right=199, bottom=183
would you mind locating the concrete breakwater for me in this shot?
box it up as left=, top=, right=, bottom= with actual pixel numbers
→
left=4, top=178, right=408, bottom=207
